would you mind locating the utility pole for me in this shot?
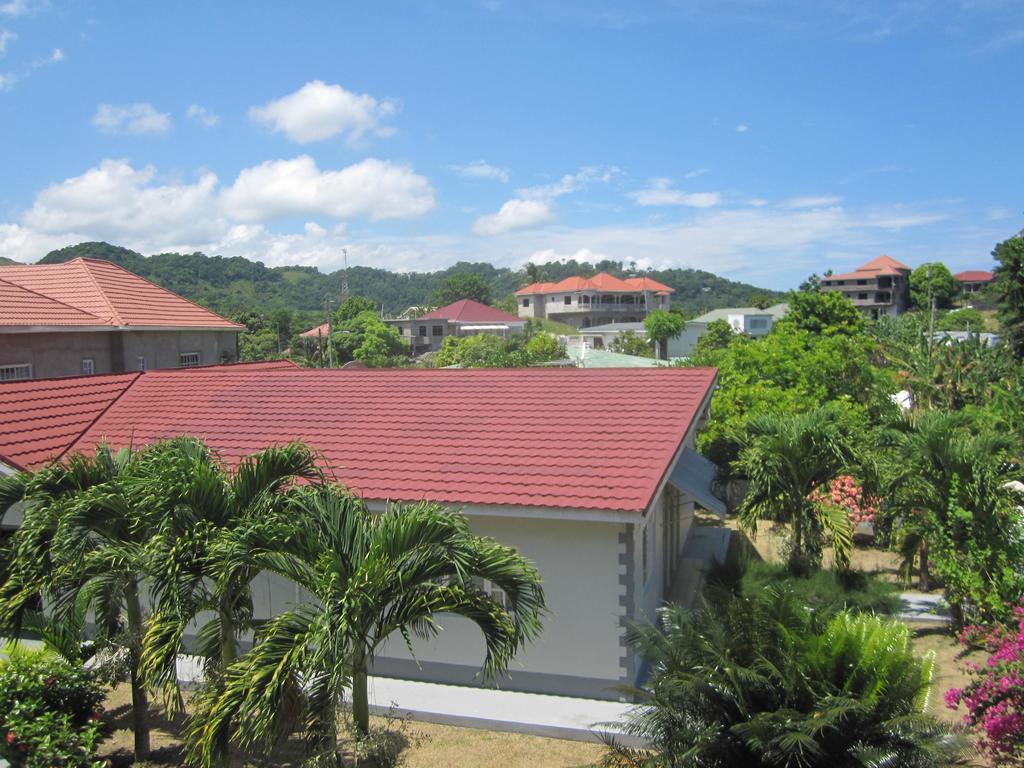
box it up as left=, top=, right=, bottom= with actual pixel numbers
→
left=927, top=265, right=936, bottom=349
left=324, top=297, right=334, bottom=368
left=341, top=248, right=350, bottom=303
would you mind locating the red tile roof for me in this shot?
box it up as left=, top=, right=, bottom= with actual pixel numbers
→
left=0, top=366, right=717, bottom=513
left=0, top=258, right=241, bottom=330
left=516, top=272, right=676, bottom=296
left=826, top=254, right=912, bottom=282
left=0, top=373, right=140, bottom=470
left=419, top=299, right=523, bottom=323
left=954, top=270, right=994, bottom=283
left=0, top=279, right=108, bottom=327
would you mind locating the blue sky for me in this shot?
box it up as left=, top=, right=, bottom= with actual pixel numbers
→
left=0, top=0, right=1021, bottom=289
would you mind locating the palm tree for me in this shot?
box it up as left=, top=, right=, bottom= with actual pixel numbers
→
left=885, top=410, right=1013, bottom=591
left=605, top=588, right=971, bottom=768
left=736, top=404, right=856, bottom=574
left=187, top=485, right=545, bottom=766
left=0, top=446, right=155, bottom=758
left=136, top=438, right=323, bottom=766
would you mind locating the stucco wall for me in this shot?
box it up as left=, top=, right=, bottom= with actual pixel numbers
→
left=0, top=330, right=238, bottom=378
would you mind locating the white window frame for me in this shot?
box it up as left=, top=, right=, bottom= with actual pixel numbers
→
left=479, top=578, right=511, bottom=611
left=81, top=358, right=95, bottom=375
left=179, top=351, right=201, bottom=368
left=137, top=356, right=147, bottom=372
left=0, top=363, right=32, bottom=382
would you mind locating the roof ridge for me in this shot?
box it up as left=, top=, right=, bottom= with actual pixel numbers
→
left=0, top=274, right=108, bottom=323
left=79, top=258, right=242, bottom=329
left=56, top=371, right=143, bottom=463
left=73, top=258, right=124, bottom=324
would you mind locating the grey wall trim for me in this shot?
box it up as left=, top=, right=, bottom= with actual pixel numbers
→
left=370, top=656, right=626, bottom=701
left=618, top=523, right=635, bottom=688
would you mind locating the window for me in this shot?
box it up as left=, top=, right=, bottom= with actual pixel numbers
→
left=476, top=578, right=511, bottom=610
left=857, top=279, right=867, bottom=285
left=432, top=325, right=443, bottom=337
left=641, top=521, right=651, bottom=585
left=137, top=356, right=147, bottom=371
left=179, top=352, right=201, bottom=368
left=858, top=293, right=868, bottom=300
left=582, top=295, right=591, bottom=304
left=418, top=325, right=427, bottom=337
left=564, top=295, right=572, bottom=305
left=81, top=358, right=94, bottom=375
left=0, top=364, right=31, bottom=382
left=749, top=318, right=768, bottom=330
left=522, top=298, right=530, bottom=307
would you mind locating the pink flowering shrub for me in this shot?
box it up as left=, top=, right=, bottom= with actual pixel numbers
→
left=947, top=605, right=1024, bottom=766
left=808, top=475, right=879, bottom=528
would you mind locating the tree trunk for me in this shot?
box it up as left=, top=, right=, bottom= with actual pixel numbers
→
left=124, top=579, right=151, bottom=759
left=919, top=540, right=930, bottom=592
left=352, top=646, right=370, bottom=737
left=212, top=595, right=237, bottom=768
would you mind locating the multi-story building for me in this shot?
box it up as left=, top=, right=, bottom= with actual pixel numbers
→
left=515, top=273, right=674, bottom=329
left=0, top=257, right=241, bottom=381
left=820, top=255, right=911, bottom=319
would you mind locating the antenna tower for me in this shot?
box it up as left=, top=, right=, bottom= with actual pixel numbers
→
left=341, top=248, right=350, bottom=302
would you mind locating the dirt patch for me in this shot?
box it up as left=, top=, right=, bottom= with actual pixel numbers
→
left=98, top=685, right=604, bottom=768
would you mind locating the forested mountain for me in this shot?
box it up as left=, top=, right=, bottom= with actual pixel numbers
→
left=36, top=241, right=785, bottom=317
left=0, top=256, right=19, bottom=266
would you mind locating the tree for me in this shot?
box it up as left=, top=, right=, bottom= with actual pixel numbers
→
left=778, top=290, right=864, bottom=336
left=910, top=262, right=959, bottom=311
left=736, top=404, right=857, bottom=573
left=884, top=410, right=1015, bottom=599
left=187, top=486, right=544, bottom=764
left=334, top=295, right=378, bottom=324
left=747, top=293, right=774, bottom=310
left=330, top=311, right=406, bottom=367
left=431, top=274, right=493, bottom=306
left=607, top=589, right=969, bottom=768
left=137, top=439, right=323, bottom=767
left=524, top=262, right=546, bottom=285
left=936, top=307, right=985, bottom=332
left=644, top=310, right=685, bottom=360
left=0, top=447, right=154, bottom=758
left=992, top=234, right=1024, bottom=359
left=691, top=319, right=735, bottom=357
left=434, top=333, right=531, bottom=368
left=608, top=331, right=655, bottom=357
left=525, top=331, right=566, bottom=362
left=798, top=269, right=831, bottom=293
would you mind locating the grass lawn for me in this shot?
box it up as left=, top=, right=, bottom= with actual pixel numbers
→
left=98, top=685, right=604, bottom=768
left=532, top=317, right=581, bottom=337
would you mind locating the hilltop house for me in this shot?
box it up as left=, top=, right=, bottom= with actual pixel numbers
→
left=954, top=270, right=994, bottom=296
left=386, top=299, right=526, bottom=354
left=0, top=258, right=241, bottom=380
left=820, top=255, right=912, bottom=319
left=516, top=273, right=674, bottom=329
left=0, top=363, right=723, bottom=701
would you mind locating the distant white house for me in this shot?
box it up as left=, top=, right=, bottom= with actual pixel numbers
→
left=674, top=303, right=788, bottom=357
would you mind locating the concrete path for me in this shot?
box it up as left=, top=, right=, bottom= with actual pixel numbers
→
left=366, top=676, right=642, bottom=746
left=897, top=592, right=952, bottom=625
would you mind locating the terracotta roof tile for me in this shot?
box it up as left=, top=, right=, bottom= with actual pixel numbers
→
left=0, top=258, right=241, bottom=330
left=0, top=366, right=717, bottom=513
left=419, top=299, right=523, bottom=323
left=954, top=270, right=994, bottom=283
left=515, top=272, right=675, bottom=296
left=0, top=279, right=108, bottom=327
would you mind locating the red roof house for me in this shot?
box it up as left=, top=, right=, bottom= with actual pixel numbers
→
left=514, top=272, right=675, bottom=329
left=954, top=270, right=994, bottom=294
left=0, top=362, right=721, bottom=700
left=388, top=299, right=527, bottom=355
left=0, top=258, right=242, bottom=380
left=820, top=255, right=913, bottom=319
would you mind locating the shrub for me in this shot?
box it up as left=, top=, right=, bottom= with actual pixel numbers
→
left=808, top=474, right=880, bottom=528
left=0, top=645, right=108, bottom=768
left=607, top=590, right=970, bottom=767
left=947, top=606, right=1024, bottom=766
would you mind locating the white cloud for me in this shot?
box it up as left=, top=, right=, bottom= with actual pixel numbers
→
left=186, top=103, right=220, bottom=127
left=221, top=156, right=435, bottom=222
left=48, top=47, right=61, bottom=62
left=248, top=80, right=397, bottom=144
left=0, top=0, right=31, bottom=17
left=629, top=178, right=721, bottom=208
left=452, top=160, right=509, bottom=183
left=0, top=71, right=13, bottom=90
left=783, top=195, right=842, bottom=208
left=989, top=207, right=1014, bottom=221
left=518, top=166, right=616, bottom=200
left=473, top=199, right=555, bottom=235
left=0, top=29, right=14, bottom=55
left=684, top=167, right=709, bottom=179
left=92, top=103, right=171, bottom=135
left=735, top=123, right=750, bottom=132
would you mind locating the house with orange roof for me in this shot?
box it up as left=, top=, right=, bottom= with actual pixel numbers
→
left=953, top=269, right=994, bottom=296
left=820, top=255, right=912, bottom=319
left=0, top=257, right=241, bottom=380
left=515, top=272, right=674, bottom=329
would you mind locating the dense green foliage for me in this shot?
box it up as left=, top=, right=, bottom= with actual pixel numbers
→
left=430, top=273, right=493, bottom=306
left=936, top=307, right=986, bottom=332
left=992, top=234, right=1024, bottom=359
left=37, top=241, right=783, bottom=317
left=0, top=646, right=108, bottom=768
left=434, top=331, right=565, bottom=368
left=606, top=589, right=969, bottom=768
left=609, top=330, right=655, bottom=357
left=644, top=310, right=686, bottom=359
left=910, top=262, right=959, bottom=310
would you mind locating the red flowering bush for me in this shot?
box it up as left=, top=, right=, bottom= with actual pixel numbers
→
left=809, top=475, right=879, bottom=528
left=947, top=606, right=1024, bottom=766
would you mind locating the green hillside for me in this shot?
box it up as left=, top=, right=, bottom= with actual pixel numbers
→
left=39, top=241, right=786, bottom=317
left=0, top=256, right=20, bottom=266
